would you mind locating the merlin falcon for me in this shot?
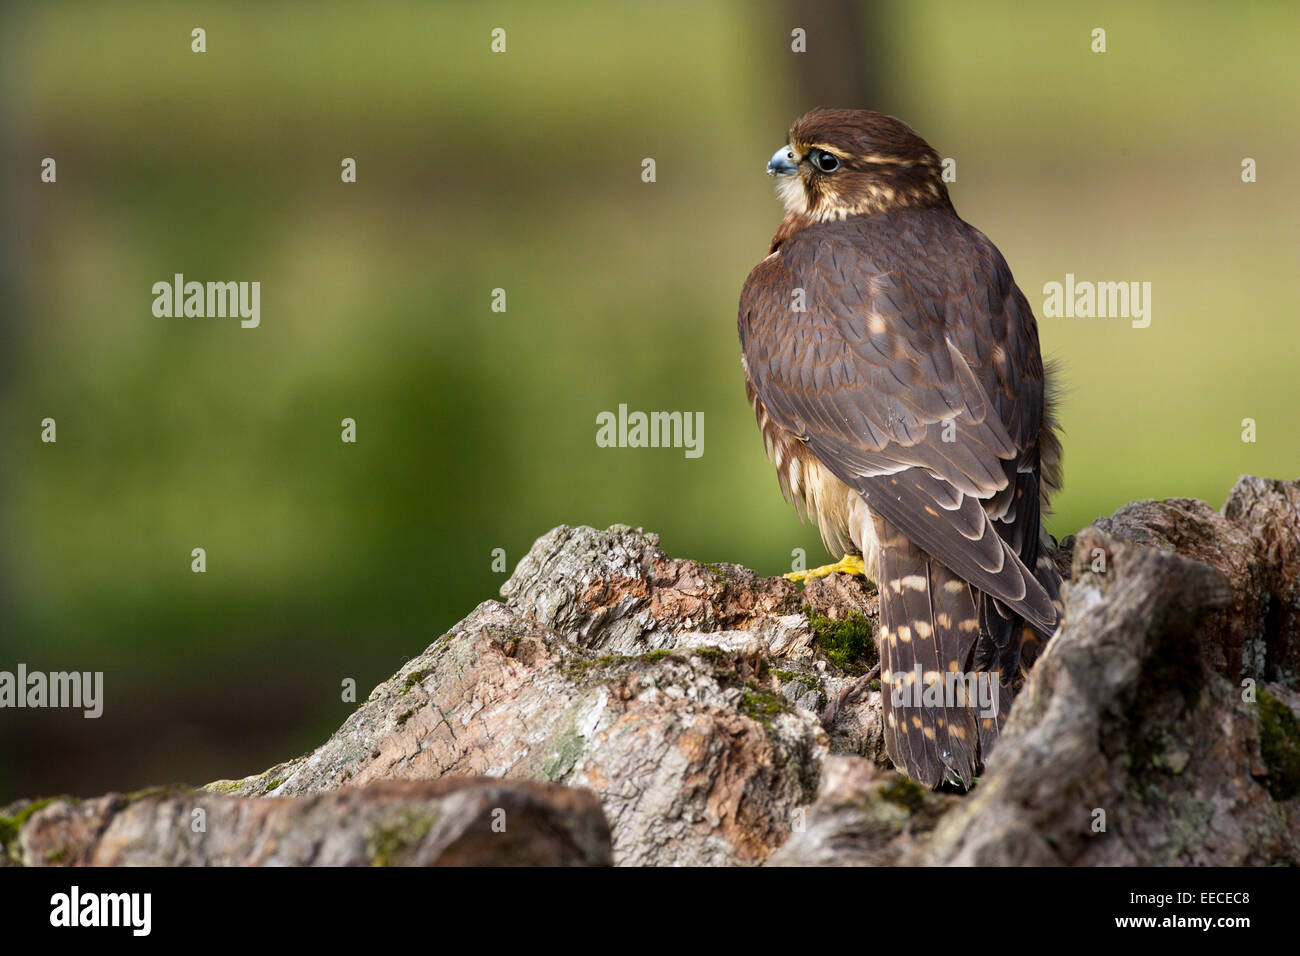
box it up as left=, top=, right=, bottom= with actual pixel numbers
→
left=738, top=109, right=1063, bottom=789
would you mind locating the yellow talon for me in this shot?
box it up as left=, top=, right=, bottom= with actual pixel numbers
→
left=784, top=553, right=866, bottom=583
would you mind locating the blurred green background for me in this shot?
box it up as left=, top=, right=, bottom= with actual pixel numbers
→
left=2, top=0, right=1297, bottom=800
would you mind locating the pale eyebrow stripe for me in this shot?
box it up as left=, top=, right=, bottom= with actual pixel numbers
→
left=801, top=143, right=920, bottom=167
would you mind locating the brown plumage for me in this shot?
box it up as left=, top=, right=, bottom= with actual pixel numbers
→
left=738, top=109, right=1063, bottom=788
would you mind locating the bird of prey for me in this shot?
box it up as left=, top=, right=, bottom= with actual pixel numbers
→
left=738, top=109, right=1063, bottom=789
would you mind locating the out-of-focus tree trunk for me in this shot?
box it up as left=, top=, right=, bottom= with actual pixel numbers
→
left=781, top=0, right=899, bottom=113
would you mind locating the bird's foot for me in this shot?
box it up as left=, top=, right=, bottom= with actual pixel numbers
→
left=784, top=553, right=866, bottom=583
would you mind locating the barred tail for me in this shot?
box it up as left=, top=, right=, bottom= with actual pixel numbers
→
left=876, top=518, right=1016, bottom=789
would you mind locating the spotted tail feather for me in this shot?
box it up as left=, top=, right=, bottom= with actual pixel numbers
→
left=876, top=517, right=1016, bottom=789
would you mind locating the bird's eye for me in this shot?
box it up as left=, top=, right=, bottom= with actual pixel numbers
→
left=810, top=149, right=840, bottom=173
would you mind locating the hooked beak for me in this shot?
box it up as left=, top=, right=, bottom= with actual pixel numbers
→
left=767, top=145, right=798, bottom=176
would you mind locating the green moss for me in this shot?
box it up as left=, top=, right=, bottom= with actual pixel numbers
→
left=1, top=797, right=60, bottom=836
left=562, top=654, right=629, bottom=680
left=107, top=784, right=195, bottom=813
left=688, top=646, right=732, bottom=666
left=122, top=784, right=193, bottom=803
left=260, top=777, right=285, bottom=794
left=772, top=669, right=801, bottom=684
left=740, top=688, right=791, bottom=728
left=804, top=609, right=876, bottom=674
left=400, top=668, right=433, bottom=696
left=203, top=778, right=245, bottom=795
left=203, top=757, right=308, bottom=797
left=540, top=726, right=587, bottom=782
left=0, top=797, right=60, bottom=865
left=1258, top=689, right=1300, bottom=801
left=562, top=657, right=596, bottom=678
left=562, top=650, right=681, bottom=681
left=878, top=775, right=926, bottom=813
left=395, top=708, right=416, bottom=726
left=44, top=845, right=70, bottom=864
left=369, top=811, right=436, bottom=867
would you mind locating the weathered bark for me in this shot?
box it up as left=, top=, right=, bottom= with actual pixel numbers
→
left=2, top=779, right=611, bottom=867
left=766, top=755, right=956, bottom=866
left=203, top=525, right=886, bottom=866
left=1223, top=476, right=1300, bottom=686
left=4, top=476, right=1297, bottom=867
left=921, top=531, right=1296, bottom=865
left=794, top=478, right=1300, bottom=866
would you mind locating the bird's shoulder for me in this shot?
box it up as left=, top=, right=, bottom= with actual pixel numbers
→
left=783, top=210, right=1002, bottom=285
left=742, top=210, right=1034, bottom=382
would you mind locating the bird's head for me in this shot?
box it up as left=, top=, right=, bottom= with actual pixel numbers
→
left=766, top=109, right=952, bottom=224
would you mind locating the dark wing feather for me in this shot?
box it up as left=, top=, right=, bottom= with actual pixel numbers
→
left=739, top=209, right=1056, bottom=634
